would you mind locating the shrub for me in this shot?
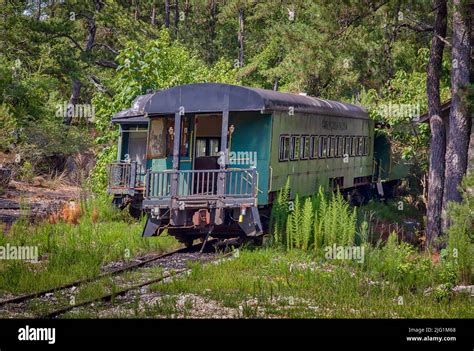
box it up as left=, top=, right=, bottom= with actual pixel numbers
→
left=445, top=172, right=474, bottom=284
left=0, top=103, right=16, bottom=151
left=364, top=233, right=434, bottom=290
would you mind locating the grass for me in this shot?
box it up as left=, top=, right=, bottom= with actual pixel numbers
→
left=149, top=248, right=473, bottom=318
left=0, top=195, right=179, bottom=296
left=0, top=179, right=471, bottom=319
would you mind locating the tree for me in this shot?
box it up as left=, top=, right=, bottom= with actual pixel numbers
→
left=65, top=0, right=104, bottom=125
left=443, top=0, right=472, bottom=231
left=426, top=0, right=448, bottom=246
left=238, top=7, right=244, bottom=67
left=165, top=0, right=170, bottom=28
left=89, top=30, right=237, bottom=192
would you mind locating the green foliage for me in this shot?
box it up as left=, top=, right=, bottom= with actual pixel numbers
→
left=359, top=198, right=423, bottom=223
left=350, top=49, right=451, bottom=190
left=0, top=194, right=179, bottom=294
left=18, top=160, right=34, bottom=183
left=445, top=173, right=474, bottom=283
left=87, top=144, right=117, bottom=194
left=269, top=177, right=290, bottom=246
left=272, top=186, right=357, bottom=251
left=364, top=233, right=433, bottom=290
left=151, top=248, right=472, bottom=318
left=317, top=190, right=357, bottom=247
left=301, top=198, right=313, bottom=251
left=0, top=103, right=16, bottom=150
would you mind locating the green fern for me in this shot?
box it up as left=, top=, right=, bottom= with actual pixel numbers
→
left=301, top=198, right=313, bottom=250
left=270, top=177, right=291, bottom=247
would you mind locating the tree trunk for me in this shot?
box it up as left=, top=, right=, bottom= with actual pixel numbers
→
left=36, top=0, right=41, bottom=20
left=426, top=0, right=447, bottom=247
left=151, top=3, right=156, bottom=25
left=65, top=79, right=81, bottom=125
left=383, top=0, right=401, bottom=81
left=165, top=0, right=170, bottom=28
left=184, top=0, right=190, bottom=30
left=206, top=0, right=217, bottom=64
left=64, top=2, right=99, bottom=125
left=174, top=0, right=179, bottom=38
left=238, top=8, right=245, bottom=67
left=467, top=0, right=474, bottom=177
left=49, top=0, right=55, bottom=18
left=134, top=0, right=140, bottom=21
left=442, top=0, right=472, bottom=230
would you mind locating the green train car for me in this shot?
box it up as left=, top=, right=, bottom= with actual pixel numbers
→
left=107, top=83, right=406, bottom=245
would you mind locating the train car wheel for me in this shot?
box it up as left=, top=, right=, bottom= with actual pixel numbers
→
left=128, top=204, right=142, bottom=219
left=176, top=236, right=194, bottom=248
left=252, top=235, right=264, bottom=246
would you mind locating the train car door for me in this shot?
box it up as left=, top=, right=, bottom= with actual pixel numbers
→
left=125, top=127, right=147, bottom=186
left=193, top=114, right=222, bottom=171
left=192, top=114, right=222, bottom=195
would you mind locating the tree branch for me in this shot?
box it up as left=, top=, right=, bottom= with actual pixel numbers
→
left=94, top=59, right=118, bottom=69
left=87, top=74, right=112, bottom=97
left=91, top=42, right=119, bottom=55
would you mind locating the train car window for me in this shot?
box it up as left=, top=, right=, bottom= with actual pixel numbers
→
left=147, top=118, right=167, bottom=159
left=180, top=117, right=190, bottom=157
left=365, top=137, right=370, bottom=155
left=196, top=139, right=207, bottom=157
left=319, top=136, right=327, bottom=158
left=310, top=136, right=318, bottom=159
left=279, top=135, right=290, bottom=161
left=301, top=135, right=310, bottom=159
left=166, top=118, right=175, bottom=157
left=290, top=135, right=300, bottom=160
left=358, top=137, right=364, bottom=156
left=351, top=136, right=357, bottom=156
left=195, top=138, right=220, bottom=157
left=336, top=136, right=344, bottom=157
left=209, top=139, right=220, bottom=156
left=344, top=136, right=351, bottom=157
left=327, top=136, right=335, bottom=158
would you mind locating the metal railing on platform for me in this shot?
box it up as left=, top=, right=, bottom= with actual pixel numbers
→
left=144, top=168, right=257, bottom=200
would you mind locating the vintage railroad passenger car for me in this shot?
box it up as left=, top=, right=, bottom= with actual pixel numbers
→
left=108, top=83, right=406, bottom=246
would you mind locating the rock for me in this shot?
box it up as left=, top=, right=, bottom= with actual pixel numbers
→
left=453, top=285, right=474, bottom=296
left=32, top=176, right=46, bottom=187
left=0, top=199, right=20, bottom=210
left=0, top=167, right=11, bottom=187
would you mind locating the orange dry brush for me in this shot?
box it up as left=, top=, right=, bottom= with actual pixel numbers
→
left=91, top=206, right=99, bottom=224
left=47, top=212, right=60, bottom=225
left=431, top=252, right=441, bottom=265
left=60, top=201, right=82, bottom=225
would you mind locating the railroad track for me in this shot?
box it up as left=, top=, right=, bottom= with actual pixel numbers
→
left=41, top=247, right=235, bottom=319
left=0, top=239, right=237, bottom=318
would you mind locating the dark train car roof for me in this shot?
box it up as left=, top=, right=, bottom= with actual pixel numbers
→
left=112, top=93, right=153, bottom=124
left=112, top=83, right=368, bottom=123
